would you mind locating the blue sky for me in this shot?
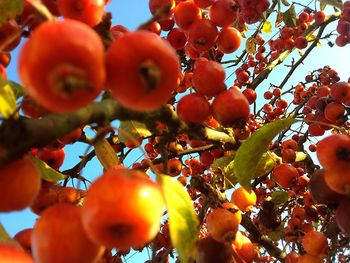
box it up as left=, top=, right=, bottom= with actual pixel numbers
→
left=1, top=0, right=350, bottom=262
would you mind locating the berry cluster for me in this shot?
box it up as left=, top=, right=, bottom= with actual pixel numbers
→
left=335, top=1, right=350, bottom=46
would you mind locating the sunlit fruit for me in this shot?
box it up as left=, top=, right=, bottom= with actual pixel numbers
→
left=0, top=155, right=41, bottom=212
left=105, top=30, right=180, bottom=111
left=18, top=19, right=105, bottom=112
left=81, top=166, right=164, bottom=250
left=32, top=203, right=104, bottom=263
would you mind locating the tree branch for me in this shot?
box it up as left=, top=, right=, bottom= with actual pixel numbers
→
left=0, top=99, right=235, bottom=166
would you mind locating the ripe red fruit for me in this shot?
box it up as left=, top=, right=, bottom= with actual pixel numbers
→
left=0, top=19, right=21, bottom=52
left=209, top=0, right=239, bottom=28
left=192, top=58, right=226, bottom=96
left=295, top=36, right=308, bottom=49
left=324, top=102, right=345, bottom=122
left=196, top=236, right=235, bottom=263
left=0, top=155, right=41, bottom=212
left=316, top=134, right=350, bottom=173
left=105, top=30, right=180, bottom=111
left=302, top=230, right=328, bottom=256
left=335, top=198, right=350, bottom=235
left=35, top=148, right=65, bottom=170
left=231, top=187, right=256, bottom=212
left=18, top=19, right=105, bottom=113
left=211, top=88, right=250, bottom=127
left=57, top=0, right=105, bottom=26
left=173, top=0, right=202, bottom=30
left=330, top=81, right=350, bottom=105
left=206, top=207, right=241, bottom=243
left=285, top=252, right=300, bottom=263
left=167, top=28, right=187, bottom=50
left=188, top=19, right=219, bottom=52
left=217, top=27, right=242, bottom=54
left=0, top=244, right=34, bottom=263
left=14, top=228, right=33, bottom=252
left=314, top=11, right=326, bottom=24
left=149, top=0, right=175, bottom=16
left=167, top=158, right=182, bottom=176
left=242, top=88, right=257, bottom=104
left=177, top=93, right=210, bottom=124
left=194, top=0, right=215, bottom=8
left=32, top=204, right=104, bottom=263
left=272, top=163, right=298, bottom=188
left=232, top=231, right=256, bottom=263
left=81, top=166, right=164, bottom=250
left=308, top=169, right=344, bottom=205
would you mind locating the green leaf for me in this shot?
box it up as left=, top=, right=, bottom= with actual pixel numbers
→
left=159, top=175, right=199, bottom=263
left=318, top=0, right=343, bottom=9
left=282, top=4, right=297, bottom=27
left=267, top=225, right=284, bottom=241
left=210, top=152, right=235, bottom=172
left=0, top=223, right=20, bottom=246
left=262, top=20, right=273, bottom=34
left=118, top=121, right=151, bottom=143
left=0, top=223, right=11, bottom=242
left=0, top=78, right=18, bottom=119
left=0, top=0, right=24, bottom=26
left=253, top=152, right=281, bottom=179
left=271, top=190, right=290, bottom=205
left=94, top=138, right=119, bottom=170
left=33, top=157, right=67, bottom=182
left=211, top=152, right=237, bottom=188
left=234, top=118, right=298, bottom=190
left=8, top=81, right=25, bottom=99
left=320, top=1, right=327, bottom=10
left=280, top=0, right=290, bottom=6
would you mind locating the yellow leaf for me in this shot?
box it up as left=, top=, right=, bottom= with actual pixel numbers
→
left=0, top=81, right=18, bottom=119
left=262, top=20, right=273, bottom=34
left=95, top=138, right=120, bottom=170
left=245, top=37, right=256, bottom=54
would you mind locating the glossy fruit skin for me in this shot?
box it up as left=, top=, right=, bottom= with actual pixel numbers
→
left=232, top=231, right=256, bottom=263
left=177, top=93, right=210, bottom=124
left=316, top=134, right=350, bottom=193
left=206, top=208, right=241, bottom=243
left=173, top=0, right=202, bottom=30
left=192, top=58, right=226, bottom=96
left=330, top=81, right=350, bottom=105
left=308, top=169, right=344, bottom=205
left=298, top=254, right=323, bottom=263
left=0, top=155, right=41, bottom=212
left=230, top=187, right=256, bottom=212
left=105, top=30, right=180, bottom=111
left=217, top=27, right=242, bottom=54
left=196, top=236, right=235, bottom=263
left=18, top=19, right=105, bottom=113
left=272, top=163, right=298, bottom=188
left=81, top=166, right=164, bottom=250
left=149, top=0, right=175, bottom=16
left=335, top=198, right=350, bottom=235
left=35, top=148, right=65, bottom=170
left=211, top=88, right=250, bottom=127
left=187, top=19, right=219, bottom=52
left=57, top=0, right=105, bottom=26
left=0, top=244, right=34, bottom=263
left=0, top=19, right=22, bottom=52
left=209, top=0, right=238, bottom=28
left=302, top=230, right=328, bottom=256
left=32, top=203, right=104, bottom=263
left=14, top=228, right=33, bottom=253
